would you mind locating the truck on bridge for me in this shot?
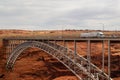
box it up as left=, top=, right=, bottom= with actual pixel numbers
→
left=80, top=32, right=105, bottom=38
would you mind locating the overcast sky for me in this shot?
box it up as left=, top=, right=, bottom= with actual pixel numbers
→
left=0, top=0, right=120, bottom=30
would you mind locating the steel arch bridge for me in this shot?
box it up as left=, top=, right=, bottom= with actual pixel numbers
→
left=6, top=40, right=112, bottom=80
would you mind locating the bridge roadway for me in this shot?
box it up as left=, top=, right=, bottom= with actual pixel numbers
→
left=3, top=37, right=120, bottom=41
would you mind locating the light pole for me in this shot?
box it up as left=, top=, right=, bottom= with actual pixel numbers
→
left=62, top=26, right=63, bottom=38
left=99, top=23, right=104, bottom=32
left=99, top=23, right=105, bottom=73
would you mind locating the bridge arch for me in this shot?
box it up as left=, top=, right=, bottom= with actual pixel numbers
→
left=6, top=41, right=112, bottom=80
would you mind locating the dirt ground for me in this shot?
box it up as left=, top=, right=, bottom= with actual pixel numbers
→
left=0, top=30, right=120, bottom=80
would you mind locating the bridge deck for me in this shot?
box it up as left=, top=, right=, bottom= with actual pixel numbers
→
left=3, top=37, right=120, bottom=41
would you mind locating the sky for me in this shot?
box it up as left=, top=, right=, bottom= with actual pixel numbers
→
left=0, top=0, right=120, bottom=30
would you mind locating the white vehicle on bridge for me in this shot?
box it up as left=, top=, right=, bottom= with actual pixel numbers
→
left=80, top=32, right=105, bottom=38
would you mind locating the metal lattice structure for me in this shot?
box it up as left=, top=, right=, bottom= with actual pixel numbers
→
left=6, top=41, right=112, bottom=80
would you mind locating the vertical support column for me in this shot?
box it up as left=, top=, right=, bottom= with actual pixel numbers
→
left=10, top=40, right=15, bottom=53
left=74, top=40, right=77, bottom=72
left=8, top=40, right=11, bottom=57
left=54, top=40, right=56, bottom=47
left=65, top=41, right=69, bottom=56
left=15, top=40, right=18, bottom=48
left=87, top=40, right=91, bottom=79
left=63, top=40, right=66, bottom=47
left=63, top=40, right=67, bottom=54
left=102, top=40, right=105, bottom=72
left=108, top=40, right=111, bottom=80
left=14, top=40, right=16, bottom=49
left=10, top=40, right=13, bottom=55
left=74, top=40, right=77, bottom=60
left=10, top=40, right=12, bottom=54
left=3, top=39, right=9, bottom=58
